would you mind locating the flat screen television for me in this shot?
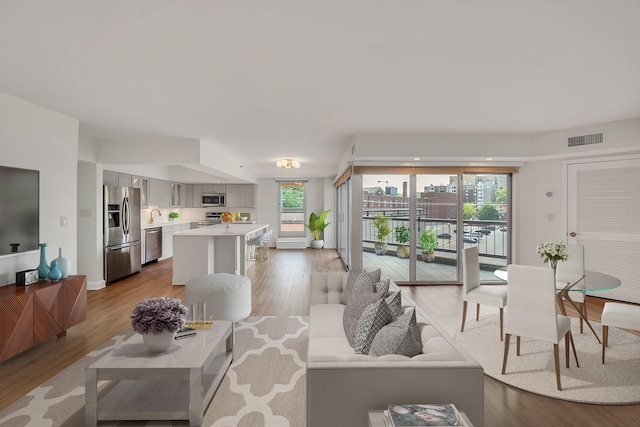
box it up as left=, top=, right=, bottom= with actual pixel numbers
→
left=0, top=165, right=39, bottom=256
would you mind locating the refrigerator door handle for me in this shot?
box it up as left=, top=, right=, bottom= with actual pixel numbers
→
left=123, top=196, right=130, bottom=235
left=107, top=242, right=139, bottom=251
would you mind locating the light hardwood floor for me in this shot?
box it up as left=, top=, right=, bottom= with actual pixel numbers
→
left=1, top=249, right=638, bottom=426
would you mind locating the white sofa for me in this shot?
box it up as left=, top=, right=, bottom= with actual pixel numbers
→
left=307, top=272, right=484, bottom=427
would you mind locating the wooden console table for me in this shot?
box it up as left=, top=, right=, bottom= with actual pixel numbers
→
left=0, top=275, right=87, bottom=363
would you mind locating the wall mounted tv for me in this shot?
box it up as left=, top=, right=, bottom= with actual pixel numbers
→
left=0, top=165, right=39, bottom=256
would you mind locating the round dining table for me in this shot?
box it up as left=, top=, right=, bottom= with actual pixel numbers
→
left=494, top=268, right=621, bottom=343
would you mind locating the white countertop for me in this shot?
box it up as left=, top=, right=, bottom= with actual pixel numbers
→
left=174, top=223, right=269, bottom=237
left=142, top=221, right=194, bottom=229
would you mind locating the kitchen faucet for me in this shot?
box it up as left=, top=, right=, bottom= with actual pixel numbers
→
left=150, top=208, right=161, bottom=224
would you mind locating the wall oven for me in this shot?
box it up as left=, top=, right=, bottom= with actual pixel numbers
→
left=202, top=193, right=225, bottom=207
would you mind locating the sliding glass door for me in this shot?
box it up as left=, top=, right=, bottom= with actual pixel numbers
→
left=278, top=181, right=306, bottom=238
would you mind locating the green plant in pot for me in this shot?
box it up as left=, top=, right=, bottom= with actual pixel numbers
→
left=372, top=213, right=392, bottom=255
left=305, top=209, right=331, bottom=249
left=419, top=226, right=438, bottom=262
left=394, top=225, right=410, bottom=259
left=168, top=212, right=179, bottom=222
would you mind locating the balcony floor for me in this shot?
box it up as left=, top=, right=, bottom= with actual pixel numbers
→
left=362, top=250, right=502, bottom=283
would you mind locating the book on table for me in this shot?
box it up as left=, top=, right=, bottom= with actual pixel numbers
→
left=386, top=404, right=466, bottom=426
left=175, top=326, right=196, bottom=339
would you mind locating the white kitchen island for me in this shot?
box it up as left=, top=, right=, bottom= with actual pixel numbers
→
left=172, top=223, right=269, bottom=285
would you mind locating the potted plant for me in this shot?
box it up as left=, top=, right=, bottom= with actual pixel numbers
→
left=130, top=297, right=187, bottom=352
left=306, top=209, right=331, bottom=249
left=169, top=212, right=179, bottom=222
left=419, top=227, right=438, bottom=262
left=372, top=213, right=392, bottom=255
left=394, top=225, right=410, bottom=259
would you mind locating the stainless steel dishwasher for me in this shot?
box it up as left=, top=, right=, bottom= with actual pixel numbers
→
left=144, top=227, right=162, bottom=264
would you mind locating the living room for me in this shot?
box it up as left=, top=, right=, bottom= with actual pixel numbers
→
left=1, top=2, right=639, bottom=426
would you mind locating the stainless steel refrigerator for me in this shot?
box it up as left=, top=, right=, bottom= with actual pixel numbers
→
left=104, top=185, right=141, bottom=284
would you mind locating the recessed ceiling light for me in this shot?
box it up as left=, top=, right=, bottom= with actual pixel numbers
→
left=413, top=157, right=421, bottom=161
left=485, top=158, right=493, bottom=161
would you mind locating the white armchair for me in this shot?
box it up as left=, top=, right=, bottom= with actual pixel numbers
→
left=501, top=264, right=579, bottom=391
left=460, top=246, right=508, bottom=340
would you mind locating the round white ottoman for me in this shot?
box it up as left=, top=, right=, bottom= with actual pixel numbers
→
left=185, top=273, right=252, bottom=321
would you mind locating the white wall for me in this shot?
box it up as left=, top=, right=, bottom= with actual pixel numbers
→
left=0, top=91, right=79, bottom=286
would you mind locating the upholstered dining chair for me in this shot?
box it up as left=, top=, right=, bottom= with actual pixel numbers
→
left=501, top=264, right=579, bottom=391
left=460, top=246, right=508, bottom=340
left=556, top=245, right=587, bottom=333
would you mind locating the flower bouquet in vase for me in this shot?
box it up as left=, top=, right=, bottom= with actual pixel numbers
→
left=536, top=241, right=569, bottom=276
left=130, top=297, right=188, bottom=352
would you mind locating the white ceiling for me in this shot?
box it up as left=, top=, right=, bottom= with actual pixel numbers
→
left=1, top=0, right=639, bottom=180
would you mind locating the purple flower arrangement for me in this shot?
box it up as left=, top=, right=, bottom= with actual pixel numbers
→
left=130, top=297, right=187, bottom=335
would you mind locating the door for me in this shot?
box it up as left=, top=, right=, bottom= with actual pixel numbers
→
left=278, top=181, right=306, bottom=238
left=567, top=157, right=640, bottom=303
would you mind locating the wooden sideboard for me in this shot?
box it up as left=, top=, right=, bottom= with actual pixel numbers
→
left=0, top=275, right=87, bottom=363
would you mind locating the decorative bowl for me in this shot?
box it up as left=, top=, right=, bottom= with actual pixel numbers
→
left=240, top=217, right=248, bottom=221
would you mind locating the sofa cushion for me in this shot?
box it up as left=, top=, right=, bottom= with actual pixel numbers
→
left=340, top=267, right=381, bottom=304
left=354, top=299, right=394, bottom=354
left=374, top=278, right=391, bottom=294
left=385, top=291, right=403, bottom=318
left=369, top=307, right=422, bottom=358
left=308, top=304, right=345, bottom=339
left=343, top=287, right=384, bottom=346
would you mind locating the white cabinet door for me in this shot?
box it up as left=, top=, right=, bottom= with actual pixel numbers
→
left=170, top=182, right=186, bottom=207
left=103, top=170, right=118, bottom=186
left=226, top=184, right=240, bottom=207
left=185, top=184, right=193, bottom=208
left=149, top=179, right=171, bottom=207
left=240, top=184, right=256, bottom=208
left=192, top=184, right=203, bottom=207
left=132, top=176, right=150, bottom=208
left=118, top=173, right=132, bottom=187
left=202, top=184, right=226, bottom=193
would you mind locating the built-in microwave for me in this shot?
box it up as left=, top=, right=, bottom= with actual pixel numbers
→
left=202, top=193, right=225, bottom=207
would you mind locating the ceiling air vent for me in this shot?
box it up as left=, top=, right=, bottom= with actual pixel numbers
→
left=567, top=132, right=604, bottom=148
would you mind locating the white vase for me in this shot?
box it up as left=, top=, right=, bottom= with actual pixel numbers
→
left=55, top=247, right=71, bottom=278
left=142, top=330, right=176, bottom=352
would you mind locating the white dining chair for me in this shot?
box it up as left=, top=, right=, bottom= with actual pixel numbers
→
left=501, top=264, right=579, bottom=391
left=556, top=245, right=587, bottom=333
left=460, top=246, right=508, bottom=340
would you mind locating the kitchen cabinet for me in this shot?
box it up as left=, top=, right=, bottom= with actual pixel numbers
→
left=170, top=182, right=186, bottom=207
left=202, top=184, right=226, bottom=194
left=185, top=184, right=193, bottom=208
left=149, top=178, right=171, bottom=207
left=103, top=171, right=133, bottom=187
left=160, top=223, right=191, bottom=259
left=191, top=184, right=203, bottom=207
left=132, top=176, right=150, bottom=208
left=226, top=184, right=256, bottom=208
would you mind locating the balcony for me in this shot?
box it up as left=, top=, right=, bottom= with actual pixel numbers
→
left=362, top=216, right=507, bottom=283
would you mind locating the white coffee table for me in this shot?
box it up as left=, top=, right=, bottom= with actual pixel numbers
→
left=85, top=321, right=233, bottom=426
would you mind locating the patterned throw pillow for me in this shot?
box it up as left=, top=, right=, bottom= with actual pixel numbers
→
left=340, top=267, right=381, bottom=304
left=385, top=291, right=403, bottom=318
left=374, top=278, right=391, bottom=295
left=369, top=307, right=422, bottom=358
left=354, top=299, right=394, bottom=354
left=343, top=287, right=384, bottom=347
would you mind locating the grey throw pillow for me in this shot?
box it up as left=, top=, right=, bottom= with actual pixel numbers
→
left=374, top=278, right=391, bottom=295
left=385, top=291, right=403, bottom=318
left=340, top=267, right=381, bottom=304
left=354, top=299, right=394, bottom=354
left=369, top=307, right=422, bottom=358
left=343, top=287, right=384, bottom=347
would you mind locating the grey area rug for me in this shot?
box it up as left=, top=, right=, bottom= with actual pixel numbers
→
left=0, top=316, right=308, bottom=426
left=455, top=313, right=640, bottom=404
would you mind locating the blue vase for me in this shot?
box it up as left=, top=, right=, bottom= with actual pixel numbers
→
left=37, top=243, right=50, bottom=281
left=48, top=260, right=62, bottom=281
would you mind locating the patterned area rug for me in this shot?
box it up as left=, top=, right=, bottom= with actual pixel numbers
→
left=455, top=313, right=640, bottom=404
left=0, top=316, right=308, bottom=426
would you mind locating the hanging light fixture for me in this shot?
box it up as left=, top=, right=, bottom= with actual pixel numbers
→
left=276, top=159, right=301, bottom=169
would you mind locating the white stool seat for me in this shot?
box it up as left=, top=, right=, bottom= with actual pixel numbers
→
left=601, top=302, right=640, bottom=363
left=185, top=273, right=252, bottom=322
